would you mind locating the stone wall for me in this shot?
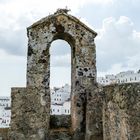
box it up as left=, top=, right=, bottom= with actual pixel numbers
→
left=49, top=115, right=72, bottom=140
left=0, top=128, right=9, bottom=140
left=86, top=83, right=103, bottom=140
left=10, top=87, right=50, bottom=140
left=10, top=9, right=97, bottom=140
left=103, top=83, right=140, bottom=140
left=50, top=115, right=71, bottom=129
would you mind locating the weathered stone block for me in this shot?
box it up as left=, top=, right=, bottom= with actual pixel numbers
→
left=10, top=87, right=50, bottom=140
left=0, top=128, right=9, bottom=140
left=50, top=115, right=71, bottom=129
left=103, top=83, right=140, bottom=140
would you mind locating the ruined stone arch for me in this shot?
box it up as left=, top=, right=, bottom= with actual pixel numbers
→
left=10, top=9, right=98, bottom=140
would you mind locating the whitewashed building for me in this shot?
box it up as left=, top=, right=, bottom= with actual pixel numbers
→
left=97, top=70, right=140, bottom=85
left=97, top=74, right=116, bottom=85
left=116, top=71, right=140, bottom=84
left=0, top=97, right=11, bottom=107
left=0, top=97, right=11, bottom=128
left=51, top=84, right=70, bottom=104
left=50, top=84, right=71, bottom=115
left=51, top=104, right=63, bottom=115
left=62, top=101, right=71, bottom=115
left=50, top=101, right=71, bottom=115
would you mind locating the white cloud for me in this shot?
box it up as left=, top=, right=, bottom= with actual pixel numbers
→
left=0, top=51, right=26, bottom=96
left=51, top=54, right=71, bottom=67
left=96, top=16, right=140, bottom=75
left=50, top=67, right=71, bottom=88
left=0, top=0, right=113, bottom=21
left=126, top=53, right=140, bottom=69
left=97, top=63, right=125, bottom=77
left=49, top=40, right=71, bottom=67
left=0, top=0, right=121, bottom=57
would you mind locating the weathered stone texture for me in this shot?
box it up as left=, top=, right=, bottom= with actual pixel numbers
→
left=50, top=115, right=71, bottom=129
left=0, top=128, right=9, bottom=140
left=49, top=130, right=72, bottom=140
left=86, top=83, right=104, bottom=140
left=10, top=9, right=98, bottom=140
left=103, top=83, right=140, bottom=140
left=10, top=87, right=50, bottom=140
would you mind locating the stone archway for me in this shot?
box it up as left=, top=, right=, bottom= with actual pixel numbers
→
left=10, top=9, right=98, bottom=140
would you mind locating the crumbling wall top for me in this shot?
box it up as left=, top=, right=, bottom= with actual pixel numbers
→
left=54, top=8, right=71, bottom=14
left=27, top=9, right=97, bottom=37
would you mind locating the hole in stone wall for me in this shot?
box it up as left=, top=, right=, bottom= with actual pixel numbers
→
left=50, top=39, right=71, bottom=116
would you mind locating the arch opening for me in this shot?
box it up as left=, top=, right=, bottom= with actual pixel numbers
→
left=50, top=39, right=71, bottom=116
left=53, top=33, right=75, bottom=48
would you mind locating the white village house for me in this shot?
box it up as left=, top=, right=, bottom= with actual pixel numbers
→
left=97, top=70, right=140, bottom=85
left=0, top=97, right=11, bottom=128
left=50, top=84, right=71, bottom=115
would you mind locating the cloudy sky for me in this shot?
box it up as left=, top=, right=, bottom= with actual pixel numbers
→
left=0, top=0, right=140, bottom=96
